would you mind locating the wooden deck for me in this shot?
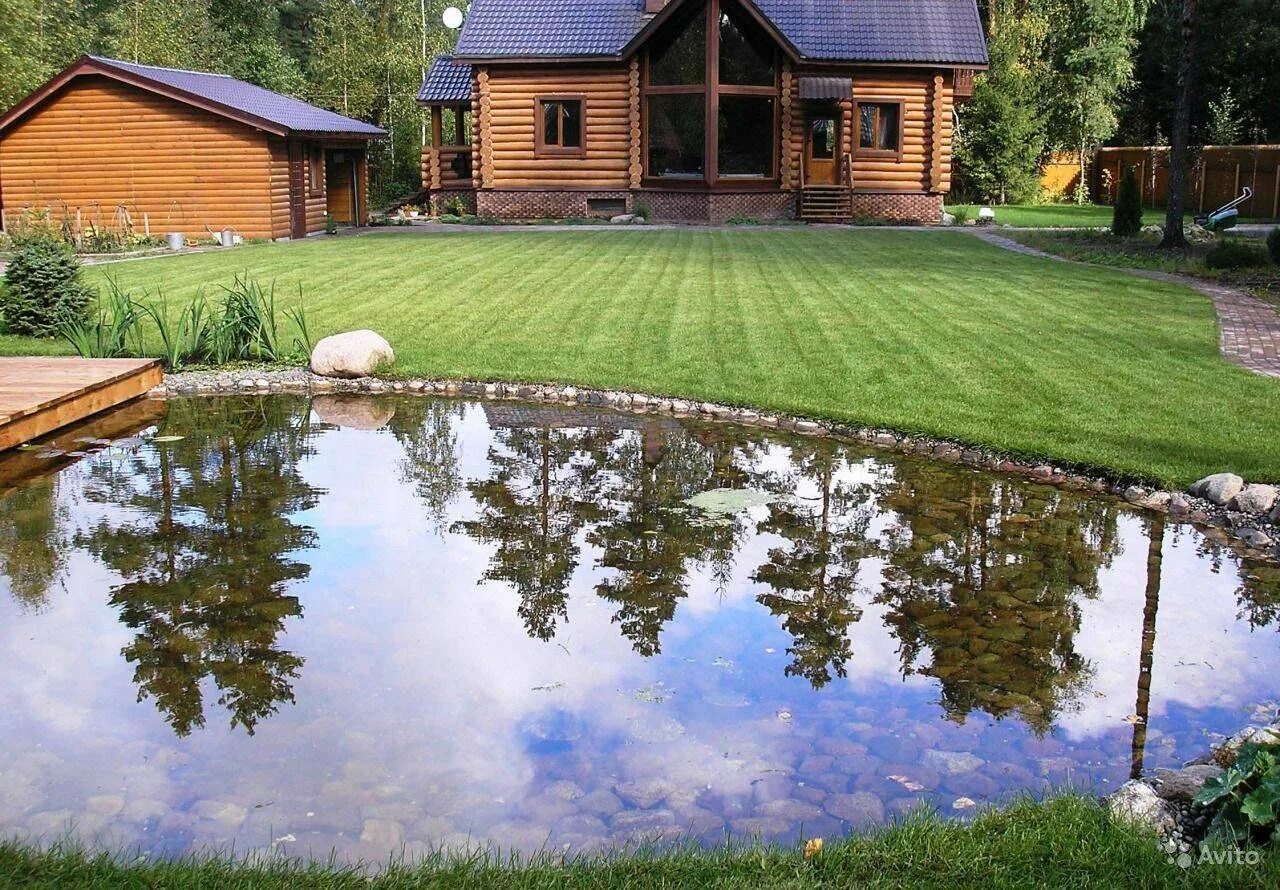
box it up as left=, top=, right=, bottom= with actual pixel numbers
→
left=0, top=358, right=164, bottom=451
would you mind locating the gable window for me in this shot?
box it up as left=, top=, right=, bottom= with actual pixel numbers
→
left=536, top=97, right=584, bottom=156
left=856, top=102, right=902, bottom=155
left=643, top=0, right=779, bottom=185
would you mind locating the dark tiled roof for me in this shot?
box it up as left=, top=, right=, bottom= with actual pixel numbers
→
left=755, top=0, right=988, bottom=65
left=419, top=56, right=474, bottom=103
left=452, top=0, right=987, bottom=65
left=455, top=0, right=651, bottom=57
left=87, top=56, right=387, bottom=136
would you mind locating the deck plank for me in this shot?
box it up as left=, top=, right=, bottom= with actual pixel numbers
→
left=0, top=358, right=163, bottom=450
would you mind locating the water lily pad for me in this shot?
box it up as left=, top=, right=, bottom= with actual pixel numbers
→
left=683, top=488, right=776, bottom=517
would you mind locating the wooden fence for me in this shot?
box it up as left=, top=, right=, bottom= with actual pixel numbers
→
left=1076, top=145, right=1280, bottom=218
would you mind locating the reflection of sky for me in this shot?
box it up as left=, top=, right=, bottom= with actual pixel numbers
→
left=1, top=397, right=1278, bottom=862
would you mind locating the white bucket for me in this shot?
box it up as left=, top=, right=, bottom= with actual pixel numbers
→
left=166, top=232, right=184, bottom=251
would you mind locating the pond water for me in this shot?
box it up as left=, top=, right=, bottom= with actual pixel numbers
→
left=2, top=394, right=1279, bottom=863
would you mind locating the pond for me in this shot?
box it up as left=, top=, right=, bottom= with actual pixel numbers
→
left=1, top=394, right=1278, bottom=862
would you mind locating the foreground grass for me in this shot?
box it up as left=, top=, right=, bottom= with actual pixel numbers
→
left=2, top=797, right=1275, bottom=889
left=4, top=228, right=1280, bottom=484
left=946, top=203, right=1117, bottom=228
left=1012, top=229, right=1280, bottom=306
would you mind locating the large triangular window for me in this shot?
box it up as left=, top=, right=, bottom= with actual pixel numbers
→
left=643, top=0, right=779, bottom=183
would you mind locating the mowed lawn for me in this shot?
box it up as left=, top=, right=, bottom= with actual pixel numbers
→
left=6, top=227, right=1280, bottom=485
left=945, top=203, right=1116, bottom=228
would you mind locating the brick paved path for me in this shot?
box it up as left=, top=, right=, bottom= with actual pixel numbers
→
left=973, top=231, right=1280, bottom=379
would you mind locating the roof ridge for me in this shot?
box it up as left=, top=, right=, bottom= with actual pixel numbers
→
left=90, top=55, right=236, bottom=80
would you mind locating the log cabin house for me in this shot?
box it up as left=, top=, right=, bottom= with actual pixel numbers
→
left=0, top=56, right=386, bottom=241
left=419, top=0, right=986, bottom=223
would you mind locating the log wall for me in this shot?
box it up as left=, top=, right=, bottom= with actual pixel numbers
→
left=785, top=69, right=953, bottom=194
left=848, top=71, right=950, bottom=193
left=484, top=65, right=632, bottom=190
left=0, top=75, right=279, bottom=239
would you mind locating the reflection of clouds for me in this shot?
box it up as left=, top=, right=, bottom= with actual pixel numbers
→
left=1060, top=515, right=1275, bottom=741
left=3, top=402, right=1280, bottom=862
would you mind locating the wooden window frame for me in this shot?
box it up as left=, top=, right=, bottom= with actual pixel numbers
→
left=853, top=100, right=905, bottom=161
left=534, top=95, right=587, bottom=158
left=308, top=145, right=324, bottom=197
left=641, top=0, right=780, bottom=188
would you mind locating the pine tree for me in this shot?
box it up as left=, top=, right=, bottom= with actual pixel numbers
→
left=1112, top=165, right=1144, bottom=235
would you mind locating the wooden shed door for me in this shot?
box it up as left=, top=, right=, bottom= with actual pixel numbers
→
left=288, top=141, right=308, bottom=239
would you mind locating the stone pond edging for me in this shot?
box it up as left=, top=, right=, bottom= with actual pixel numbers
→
left=1108, top=716, right=1280, bottom=854
left=154, top=367, right=1280, bottom=564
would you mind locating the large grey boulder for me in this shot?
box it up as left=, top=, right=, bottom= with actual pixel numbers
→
left=310, top=330, right=394, bottom=378
left=1107, top=780, right=1177, bottom=835
left=1232, top=484, right=1278, bottom=515
left=1189, top=473, right=1244, bottom=506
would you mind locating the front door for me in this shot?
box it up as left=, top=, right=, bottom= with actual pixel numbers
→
left=287, top=141, right=308, bottom=239
left=805, top=115, right=839, bottom=185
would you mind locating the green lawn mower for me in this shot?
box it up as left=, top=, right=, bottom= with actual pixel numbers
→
left=1195, top=186, right=1253, bottom=232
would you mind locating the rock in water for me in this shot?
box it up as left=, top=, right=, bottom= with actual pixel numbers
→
left=1188, top=473, right=1244, bottom=506
left=310, top=330, right=395, bottom=379
left=1107, top=780, right=1177, bottom=835
left=1152, top=764, right=1223, bottom=802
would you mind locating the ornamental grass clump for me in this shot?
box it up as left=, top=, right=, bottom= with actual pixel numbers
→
left=0, top=232, right=92, bottom=337
left=1111, top=166, right=1143, bottom=237
left=60, top=273, right=310, bottom=369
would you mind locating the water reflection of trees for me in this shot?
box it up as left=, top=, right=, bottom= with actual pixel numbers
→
left=0, top=476, right=66, bottom=610
left=447, top=413, right=1146, bottom=729
left=873, top=462, right=1121, bottom=732
left=452, top=421, right=611, bottom=640
left=75, top=398, right=320, bottom=737
left=750, top=440, right=877, bottom=688
left=588, top=423, right=750, bottom=656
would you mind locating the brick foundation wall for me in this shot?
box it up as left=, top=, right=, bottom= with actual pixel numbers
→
left=476, top=190, right=631, bottom=219
left=638, top=190, right=797, bottom=223
left=428, top=190, right=477, bottom=215
left=462, top=188, right=941, bottom=224
left=847, top=192, right=943, bottom=225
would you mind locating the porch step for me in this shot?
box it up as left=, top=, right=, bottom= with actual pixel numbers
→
left=801, top=186, right=852, bottom=222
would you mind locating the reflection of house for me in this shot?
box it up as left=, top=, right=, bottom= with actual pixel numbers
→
left=0, top=56, right=385, bottom=240
left=483, top=403, right=681, bottom=432
left=419, top=0, right=986, bottom=223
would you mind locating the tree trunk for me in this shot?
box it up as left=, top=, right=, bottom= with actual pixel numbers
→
left=1160, top=0, right=1198, bottom=250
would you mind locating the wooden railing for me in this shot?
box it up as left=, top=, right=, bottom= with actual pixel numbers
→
left=843, top=152, right=854, bottom=188
left=421, top=145, right=475, bottom=190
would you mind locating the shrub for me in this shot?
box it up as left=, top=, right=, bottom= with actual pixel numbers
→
left=1268, top=227, right=1280, bottom=265
left=1111, top=166, right=1142, bottom=237
left=1195, top=741, right=1280, bottom=845
left=949, top=206, right=972, bottom=225
left=0, top=233, right=92, bottom=337
left=633, top=201, right=652, bottom=222
left=1205, top=238, right=1270, bottom=270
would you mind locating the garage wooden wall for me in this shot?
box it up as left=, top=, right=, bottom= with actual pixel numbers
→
left=483, top=65, right=632, bottom=190
left=0, top=75, right=279, bottom=239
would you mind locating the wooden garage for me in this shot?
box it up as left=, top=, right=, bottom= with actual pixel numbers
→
left=0, top=55, right=386, bottom=241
